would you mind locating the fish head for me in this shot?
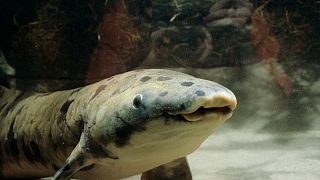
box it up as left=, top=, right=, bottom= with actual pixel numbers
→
left=112, top=69, right=237, bottom=128
left=87, top=69, right=236, bottom=170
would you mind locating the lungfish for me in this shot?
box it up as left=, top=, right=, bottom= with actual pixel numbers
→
left=0, top=69, right=237, bottom=179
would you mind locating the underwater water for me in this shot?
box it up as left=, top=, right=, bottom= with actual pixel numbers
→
left=1, top=0, right=319, bottom=179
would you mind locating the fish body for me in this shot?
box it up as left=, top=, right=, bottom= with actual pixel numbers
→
left=0, top=69, right=236, bottom=179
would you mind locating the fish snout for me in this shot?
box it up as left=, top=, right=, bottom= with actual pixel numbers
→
left=178, top=85, right=237, bottom=122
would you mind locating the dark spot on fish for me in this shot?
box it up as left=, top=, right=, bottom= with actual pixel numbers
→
left=30, top=141, right=46, bottom=165
left=82, top=135, right=117, bottom=159
left=115, top=126, right=133, bottom=147
left=80, top=164, right=95, bottom=171
left=30, top=141, right=40, bottom=155
left=195, top=90, right=205, bottom=96
left=49, top=131, right=58, bottom=151
left=91, top=143, right=114, bottom=158
left=15, top=105, right=25, bottom=116
left=22, top=142, right=34, bottom=163
left=60, top=100, right=74, bottom=114
left=75, top=118, right=85, bottom=139
left=181, top=82, right=194, bottom=87
left=1, top=92, right=26, bottom=118
left=157, top=76, right=172, bottom=81
left=89, top=85, right=107, bottom=102
left=52, top=164, right=60, bottom=171
left=58, top=100, right=74, bottom=132
left=0, top=103, right=7, bottom=115
left=159, top=91, right=168, bottom=97
left=140, top=76, right=152, bottom=82
left=113, top=114, right=140, bottom=147
left=7, top=120, right=19, bottom=160
left=0, top=102, right=7, bottom=108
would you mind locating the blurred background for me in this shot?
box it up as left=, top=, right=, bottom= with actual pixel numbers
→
left=1, top=0, right=319, bottom=179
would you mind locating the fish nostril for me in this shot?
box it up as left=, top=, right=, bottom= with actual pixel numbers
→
left=133, top=94, right=143, bottom=108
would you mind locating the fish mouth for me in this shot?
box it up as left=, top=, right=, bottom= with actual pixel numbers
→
left=181, top=106, right=232, bottom=122
left=171, top=94, right=237, bottom=122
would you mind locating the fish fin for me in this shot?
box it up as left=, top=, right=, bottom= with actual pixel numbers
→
left=52, top=144, right=91, bottom=180
left=53, top=132, right=118, bottom=180
left=141, top=157, right=192, bottom=180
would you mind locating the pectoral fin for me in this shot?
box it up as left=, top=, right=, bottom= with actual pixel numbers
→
left=52, top=144, right=92, bottom=180
left=53, top=133, right=118, bottom=180
left=141, top=157, right=192, bottom=180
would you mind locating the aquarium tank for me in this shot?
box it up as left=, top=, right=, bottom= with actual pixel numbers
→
left=0, top=0, right=319, bottom=179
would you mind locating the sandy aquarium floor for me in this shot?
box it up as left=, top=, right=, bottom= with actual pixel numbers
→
left=125, top=62, right=320, bottom=180
left=189, top=127, right=320, bottom=180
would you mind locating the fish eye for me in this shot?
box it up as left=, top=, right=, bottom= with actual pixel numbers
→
left=133, top=94, right=143, bottom=108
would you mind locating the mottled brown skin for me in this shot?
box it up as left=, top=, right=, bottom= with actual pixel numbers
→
left=0, top=69, right=237, bottom=179
left=0, top=87, right=83, bottom=178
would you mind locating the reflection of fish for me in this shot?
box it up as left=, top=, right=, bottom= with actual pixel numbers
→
left=0, top=69, right=236, bottom=179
